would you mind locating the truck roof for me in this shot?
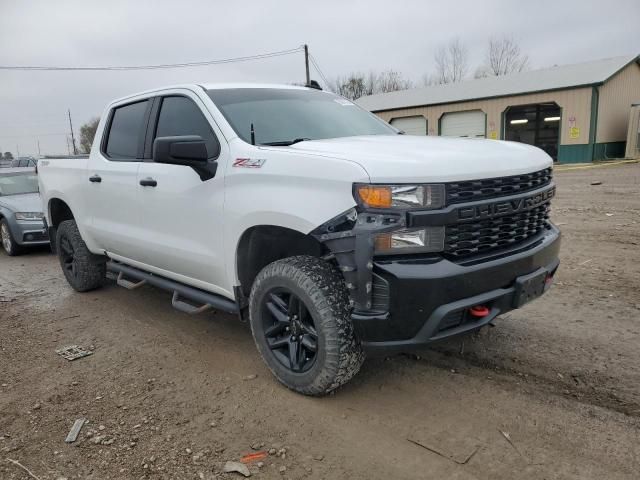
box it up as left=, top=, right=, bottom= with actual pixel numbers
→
left=111, top=83, right=316, bottom=105
left=201, top=83, right=310, bottom=91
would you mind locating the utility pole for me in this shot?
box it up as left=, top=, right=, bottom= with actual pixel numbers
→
left=68, top=109, right=78, bottom=155
left=37, top=140, right=41, bottom=157
left=304, top=44, right=310, bottom=85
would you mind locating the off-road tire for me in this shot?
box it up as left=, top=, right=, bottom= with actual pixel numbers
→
left=1, top=218, right=22, bottom=256
left=56, top=220, right=106, bottom=292
left=249, top=255, right=365, bottom=396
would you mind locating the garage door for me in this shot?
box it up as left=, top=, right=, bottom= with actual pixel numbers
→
left=390, top=116, right=427, bottom=136
left=440, top=111, right=486, bottom=138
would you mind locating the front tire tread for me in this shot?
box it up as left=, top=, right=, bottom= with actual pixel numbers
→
left=249, top=255, right=365, bottom=396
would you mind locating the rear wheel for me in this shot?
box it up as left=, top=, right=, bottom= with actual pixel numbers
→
left=0, top=219, right=21, bottom=256
left=249, top=255, right=365, bottom=396
left=56, top=220, right=106, bottom=292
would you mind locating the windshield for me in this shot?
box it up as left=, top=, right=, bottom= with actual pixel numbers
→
left=0, top=173, right=39, bottom=196
left=207, top=88, right=396, bottom=145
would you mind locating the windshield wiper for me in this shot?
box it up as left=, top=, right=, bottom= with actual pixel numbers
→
left=260, top=138, right=311, bottom=146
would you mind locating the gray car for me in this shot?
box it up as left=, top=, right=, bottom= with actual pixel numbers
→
left=0, top=168, right=49, bottom=255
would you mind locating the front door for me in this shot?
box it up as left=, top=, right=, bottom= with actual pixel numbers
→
left=135, top=93, right=229, bottom=296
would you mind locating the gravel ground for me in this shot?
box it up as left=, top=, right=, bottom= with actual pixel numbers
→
left=1, top=163, right=639, bottom=480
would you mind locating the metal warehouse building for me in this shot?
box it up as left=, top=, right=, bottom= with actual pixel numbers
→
left=357, top=55, right=640, bottom=163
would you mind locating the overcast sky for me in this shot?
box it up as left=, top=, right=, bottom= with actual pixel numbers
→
left=1, top=0, right=638, bottom=156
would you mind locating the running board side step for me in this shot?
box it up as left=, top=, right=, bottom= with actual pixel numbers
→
left=107, top=261, right=239, bottom=315
left=116, top=272, right=146, bottom=290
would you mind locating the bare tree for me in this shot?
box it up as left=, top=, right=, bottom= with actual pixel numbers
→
left=421, top=73, right=433, bottom=87
left=485, top=35, right=530, bottom=76
left=364, top=71, right=379, bottom=96
left=432, top=38, right=469, bottom=84
left=377, top=70, right=413, bottom=93
left=473, top=65, right=492, bottom=79
left=332, top=70, right=413, bottom=100
left=79, top=117, right=100, bottom=154
left=332, top=73, right=368, bottom=100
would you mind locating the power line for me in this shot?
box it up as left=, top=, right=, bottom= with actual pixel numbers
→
left=0, top=46, right=304, bottom=71
left=0, top=132, right=68, bottom=138
left=309, top=53, right=331, bottom=90
left=0, top=122, right=67, bottom=129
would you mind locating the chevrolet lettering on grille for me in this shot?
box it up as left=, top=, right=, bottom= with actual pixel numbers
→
left=457, top=186, right=555, bottom=221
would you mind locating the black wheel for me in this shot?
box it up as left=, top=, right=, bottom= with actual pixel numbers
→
left=56, top=220, right=106, bottom=292
left=1, top=218, right=22, bottom=256
left=249, top=255, right=365, bottom=396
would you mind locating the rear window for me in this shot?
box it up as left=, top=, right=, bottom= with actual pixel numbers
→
left=105, top=100, right=149, bottom=159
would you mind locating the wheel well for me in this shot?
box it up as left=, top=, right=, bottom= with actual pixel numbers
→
left=49, top=198, right=74, bottom=228
left=236, top=225, right=324, bottom=298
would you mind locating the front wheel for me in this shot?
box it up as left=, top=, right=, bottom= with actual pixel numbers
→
left=249, top=256, right=365, bottom=396
left=1, top=219, right=22, bottom=256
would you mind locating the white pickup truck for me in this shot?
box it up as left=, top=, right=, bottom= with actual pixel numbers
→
left=38, top=83, right=560, bottom=395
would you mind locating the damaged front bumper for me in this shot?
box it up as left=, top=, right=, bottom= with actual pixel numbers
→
left=312, top=184, right=561, bottom=354
left=353, top=226, right=560, bottom=353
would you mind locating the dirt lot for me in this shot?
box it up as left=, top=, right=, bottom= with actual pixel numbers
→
left=1, top=163, right=640, bottom=480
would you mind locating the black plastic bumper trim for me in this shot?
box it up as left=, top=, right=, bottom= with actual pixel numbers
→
left=361, top=287, right=510, bottom=353
left=354, top=226, right=560, bottom=353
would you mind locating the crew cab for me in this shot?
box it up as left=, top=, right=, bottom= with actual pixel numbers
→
left=38, top=83, right=560, bottom=395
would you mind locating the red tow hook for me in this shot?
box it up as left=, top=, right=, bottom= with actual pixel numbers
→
left=469, top=305, right=490, bottom=318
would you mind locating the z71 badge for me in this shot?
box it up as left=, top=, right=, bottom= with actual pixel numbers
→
left=233, top=158, right=266, bottom=168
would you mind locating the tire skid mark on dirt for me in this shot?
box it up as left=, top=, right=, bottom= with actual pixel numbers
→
left=421, top=346, right=640, bottom=419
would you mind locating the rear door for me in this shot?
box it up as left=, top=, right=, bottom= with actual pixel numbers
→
left=85, top=99, right=151, bottom=258
left=135, top=92, right=229, bottom=295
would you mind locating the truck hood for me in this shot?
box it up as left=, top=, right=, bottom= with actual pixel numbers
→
left=287, top=135, right=553, bottom=183
left=0, top=192, right=43, bottom=212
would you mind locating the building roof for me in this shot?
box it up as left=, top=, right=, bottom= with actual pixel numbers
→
left=357, top=55, right=640, bottom=112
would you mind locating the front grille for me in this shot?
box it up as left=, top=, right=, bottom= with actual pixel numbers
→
left=446, top=168, right=552, bottom=205
left=444, top=202, right=551, bottom=259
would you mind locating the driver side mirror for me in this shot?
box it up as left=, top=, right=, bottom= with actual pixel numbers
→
left=153, top=135, right=208, bottom=164
left=153, top=135, right=217, bottom=180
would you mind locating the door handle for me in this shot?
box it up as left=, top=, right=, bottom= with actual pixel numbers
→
left=139, top=177, right=157, bottom=187
left=89, top=174, right=102, bottom=183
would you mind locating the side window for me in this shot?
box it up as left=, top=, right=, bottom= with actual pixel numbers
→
left=104, top=100, right=149, bottom=160
left=155, top=96, right=220, bottom=158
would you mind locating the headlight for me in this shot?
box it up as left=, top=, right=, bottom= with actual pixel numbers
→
left=374, top=227, right=445, bottom=255
left=355, top=184, right=445, bottom=209
left=15, top=212, right=44, bottom=221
